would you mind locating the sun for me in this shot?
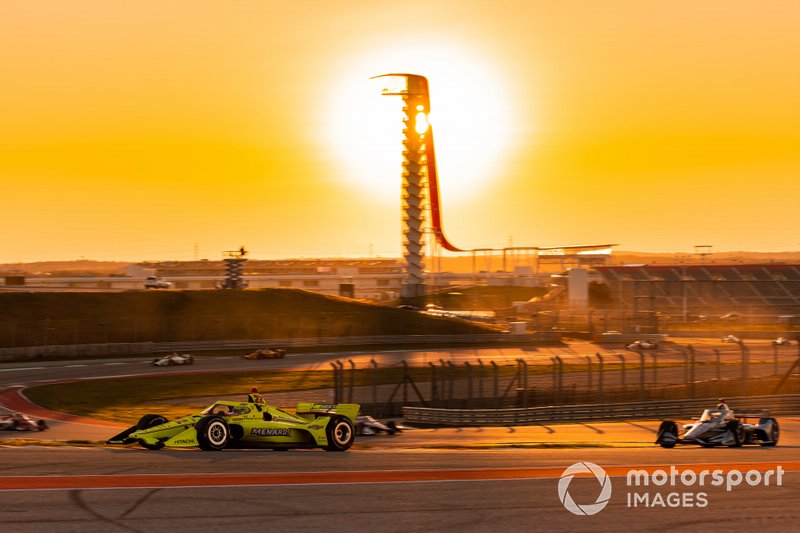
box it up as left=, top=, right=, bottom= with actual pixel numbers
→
left=324, top=43, right=516, bottom=206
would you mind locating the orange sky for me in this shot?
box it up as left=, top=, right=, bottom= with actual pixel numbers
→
left=1, top=1, right=798, bottom=262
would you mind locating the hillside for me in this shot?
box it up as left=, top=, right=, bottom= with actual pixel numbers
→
left=0, top=289, right=496, bottom=348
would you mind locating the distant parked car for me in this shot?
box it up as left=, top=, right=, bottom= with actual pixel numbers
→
left=144, top=276, right=172, bottom=289
left=721, top=334, right=741, bottom=343
left=773, top=337, right=792, bottom=346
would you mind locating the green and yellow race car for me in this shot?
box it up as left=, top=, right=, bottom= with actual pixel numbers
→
left=107, top=393, right=359, bottom=452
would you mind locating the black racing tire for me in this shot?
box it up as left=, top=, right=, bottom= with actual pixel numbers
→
left=36, top=420, right=48, bottom=431
left=187, top=355, right=194, bottom=364
left=324, top=417, right=355, bottom=452
left=727, top=420, right=744, bottom=447
left=196, top=416, right=230, bottom=451
left=136, top=414, right=168, bottom=430
left=657, top=420, right=678, bottom=448
left=760, top=418, right=779, bottom=446
left=386, top=421, right=398, bottom=435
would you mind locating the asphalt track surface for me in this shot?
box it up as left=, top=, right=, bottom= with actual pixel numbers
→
left=0, top=342, right=798, bottom=531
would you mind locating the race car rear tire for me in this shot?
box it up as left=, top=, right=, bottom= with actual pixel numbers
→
left=759, top=418, right=779, bottom=446
left=196, top=416, right=229, bottom=451
left=727, top=420, right=744, bottom=447
left=136, top=414, right=168, bottom=430
left=324, top=417, right=355, bottom=452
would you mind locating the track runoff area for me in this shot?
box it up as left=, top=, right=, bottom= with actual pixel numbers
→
left=0, top=345, right=798, bottom=530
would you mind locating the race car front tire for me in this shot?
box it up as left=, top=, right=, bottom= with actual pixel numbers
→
left=727, top=420, right=744, bottom=447
left=136, top=414, right=168, bottom=430
left=196, top=416, right=230, bottom=451
left=324, top=417, right=355, bottom=452
left=759, top=418, right=779, bottom=446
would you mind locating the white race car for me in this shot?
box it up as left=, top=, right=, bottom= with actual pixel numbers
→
left=721, top=334, right=741, bottom=343
left=626, top=340, right=658, bottom=350
left=773, top=337, right=792, bottom=346
left=355, top=415, right=399, bottom=436
left=656, top=409, right=778, bottom=448
left=151, top=353, right=194, bottom=366
left=0, top=413, right=48, bottom=432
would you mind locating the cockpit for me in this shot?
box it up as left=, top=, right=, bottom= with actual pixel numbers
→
left=201, top=404, right=251, bottom=417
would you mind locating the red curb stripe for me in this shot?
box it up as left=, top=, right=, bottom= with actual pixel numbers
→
left=0, top=387, right=126, bottom=428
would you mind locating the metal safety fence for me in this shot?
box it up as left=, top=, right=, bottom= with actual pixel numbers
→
left=402, top=394, right=800, bottom=426
left=330, top=343, right=800, bottom=417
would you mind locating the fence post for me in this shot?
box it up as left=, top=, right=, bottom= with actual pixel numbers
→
left=440, top=359, right=448, bottom=408
left=683, top=346, right=691, bottom=386
left=518, top=359, right=529, bottom=408
left=555, top=356, right=563, bottom=405
left=640, top=351, right=646, bottom=398
left=491, top=361, right=499, bottom=407
left=689, top=349, right=696, bottom=399
left=617, top=354, right=625, bottom=387
left=740, top=342, right=749, bottom=397
left=337, top=360, right=345, bottom=405
left=348, top=359, right=356, bottom=404
left=370, top=358, right=378, bottom=416
left=465, top=361, right=473, bottom=409
left=446, top=361, right=455, bottom=406
left=551, top=357, right=558, bottom=402
left=428, top=362, right=438, bottom=404
left=586, top=356, right=593, bottom=392
left=596, top=353, right=604, bottom=404
left=714, top=349, right=721, bottom=381
left=477, top=358, right=484, bottom=407
left=773, top=343, right=779, bottom=375
left=330, top=362, right=340, bottom=404
left=402, top=360, right=409, bottom=405
left=523, top=359, right=529, bottom=405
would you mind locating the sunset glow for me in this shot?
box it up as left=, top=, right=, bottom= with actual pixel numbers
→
left=325, top=43, right=514, bottom=204
left=1, top=1, right=798, bottom=262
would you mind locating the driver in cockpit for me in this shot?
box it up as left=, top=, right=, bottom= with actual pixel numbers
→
left=714, top=398, right=733, bottom=423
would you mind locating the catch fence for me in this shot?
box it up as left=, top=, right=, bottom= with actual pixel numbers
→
left=330, top=343, right=800, bottom=418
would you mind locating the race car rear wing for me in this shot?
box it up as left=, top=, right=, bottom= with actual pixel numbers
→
left=295, top=403, right=359, bottom=424
left=734, top=410, right=770, bottom=420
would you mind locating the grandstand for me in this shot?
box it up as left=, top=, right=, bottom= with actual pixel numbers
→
left=596, top=264, right=800, bottom=316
